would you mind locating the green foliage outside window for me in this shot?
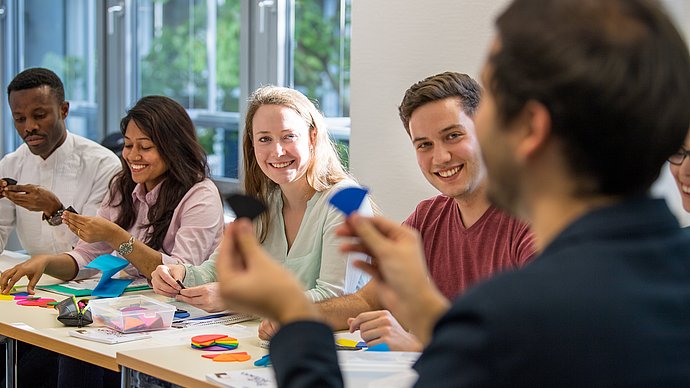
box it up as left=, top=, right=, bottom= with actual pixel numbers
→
left=294, top=0, right=350, bottom=117
left=139, top=0, right=241, bottom=112
left=135, top=0, right=350, bottom=171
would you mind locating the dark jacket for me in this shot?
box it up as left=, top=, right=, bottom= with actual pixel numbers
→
left=272, top=197, right=690, bottom=387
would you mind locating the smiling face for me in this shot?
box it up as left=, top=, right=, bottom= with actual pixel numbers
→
left=9, top=85, right=68, bottom=160
left=409, top=97, right=485, bottom=200
left=251, top=104, right=313, bottom=189
left=123, top=121, right=168, bottom=192
left=669, top=131, right=690, bottom=212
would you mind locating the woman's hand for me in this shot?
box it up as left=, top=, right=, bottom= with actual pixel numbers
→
left=0, top=254, right=79, bottom=295
left=151, top=264, right=186, bottom=297
left=62, top=211, right=123, bottom=245
left=176, top=283, right=226, bottom=313
left=0, top=256, right=50, bottom=294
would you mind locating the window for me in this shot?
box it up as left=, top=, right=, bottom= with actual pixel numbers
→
left=134, top=0, right=241, bottom=178
left=293, top=0, right=350, bottom=118
left=1, top=0, right=98, bottom=151
left=1, top=0, right=352, bottom=180
left=292, top=0, right=351, bottom=166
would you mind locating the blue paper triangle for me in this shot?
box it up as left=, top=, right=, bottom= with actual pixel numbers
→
left=329, top=187, right=369, bottom=216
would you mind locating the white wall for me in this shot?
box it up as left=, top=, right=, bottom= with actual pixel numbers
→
left=349, top=0, right=690, bottom=225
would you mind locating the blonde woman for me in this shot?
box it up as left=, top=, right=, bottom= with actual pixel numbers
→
left=152, top=86, right=372, bottom=311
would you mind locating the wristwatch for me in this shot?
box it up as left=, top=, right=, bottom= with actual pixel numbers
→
left=43, top=207, right=65, bottom=226
left=117, top=236, right=135, bottom=256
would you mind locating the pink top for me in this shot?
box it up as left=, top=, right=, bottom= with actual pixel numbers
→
left=69, top=178, right=224, bottom=279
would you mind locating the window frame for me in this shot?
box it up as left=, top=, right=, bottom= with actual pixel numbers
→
left=0, top=0, right=352, bottom=192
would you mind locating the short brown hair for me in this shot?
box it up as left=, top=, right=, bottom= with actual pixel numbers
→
left=398, top=71, right=481, bottom=135
left=490, top=0, right=690, bottom=196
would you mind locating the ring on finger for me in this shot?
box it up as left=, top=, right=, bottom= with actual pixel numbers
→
left=77, top=228, right=82, bottom=238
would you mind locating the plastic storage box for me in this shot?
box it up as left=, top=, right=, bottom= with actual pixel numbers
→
left=88, top=295, right=175, bottom=333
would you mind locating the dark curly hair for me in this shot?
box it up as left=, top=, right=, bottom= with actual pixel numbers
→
left=7, top=67, right=65, bottom=103
left=109, top=95, right=210, bottom=252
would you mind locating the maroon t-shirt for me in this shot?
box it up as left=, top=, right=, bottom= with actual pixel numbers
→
left=404, top=195, right=535, bottom=300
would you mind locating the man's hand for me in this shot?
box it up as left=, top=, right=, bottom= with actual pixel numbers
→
left=0, top=179, right=15, bottom=199
left=215, top=218, right=319, bottom=324
left=258, top=319, right=280, bottom=340
left=337, top=214, right=450, bottom=345
left=176, top=283, right=226, bottom=313
left=0, top=256, right=50, bottom=294
left=151, top=264, right=186, bottom=297
left=62, top=211, right=122, bottom=245
left=348, top=310, right=423, bottom=352
left=2, top=184, right=62, bottom=215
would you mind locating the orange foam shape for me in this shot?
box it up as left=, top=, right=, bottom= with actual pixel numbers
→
left=202, top=352, right=251, bottom=362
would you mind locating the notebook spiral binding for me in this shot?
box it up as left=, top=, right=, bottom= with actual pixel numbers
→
left=172, top=313, right=255, bottom=328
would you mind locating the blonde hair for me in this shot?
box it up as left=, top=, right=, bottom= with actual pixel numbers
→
left=243, top=85, right=353, bottom=242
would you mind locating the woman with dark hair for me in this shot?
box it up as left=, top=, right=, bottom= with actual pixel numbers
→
left=0, top=95, right=224, bottom=388
left=0, top=94, right=223, bottom=291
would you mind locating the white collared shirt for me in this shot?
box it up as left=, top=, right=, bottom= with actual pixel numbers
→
left=0, top=132, right=122, bottom=255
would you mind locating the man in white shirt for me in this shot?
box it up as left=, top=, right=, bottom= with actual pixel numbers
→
left=0, top=68, right=121, bottom=387
left=0, top=67, right=121, bottom=256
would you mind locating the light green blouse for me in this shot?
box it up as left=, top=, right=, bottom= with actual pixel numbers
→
left=182, top=180, right=372, bottom=302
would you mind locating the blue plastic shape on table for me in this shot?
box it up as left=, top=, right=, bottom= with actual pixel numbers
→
left=254, top=354, right=272, bottom=367
left=85, top=254, right=134, bottom=298
left=366, top=343, right=390, bottom=352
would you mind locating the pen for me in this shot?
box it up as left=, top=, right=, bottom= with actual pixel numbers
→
left=186, top=313, right=229, bottom=321
left=172, top=312, right=230, bottom=324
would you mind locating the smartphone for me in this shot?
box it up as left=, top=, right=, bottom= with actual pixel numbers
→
left=2, top=178, right=17, bottom=186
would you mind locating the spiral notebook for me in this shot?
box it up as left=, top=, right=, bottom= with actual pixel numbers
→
left=171, top=312, right=255, bottom=328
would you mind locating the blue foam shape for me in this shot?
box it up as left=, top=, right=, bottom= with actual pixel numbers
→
left=85, top=254, right=133, bottom=298
left=366, top=343, right=390, bottom=352
left=254, top=354, right=272, bottom=367
left=329, top=187, right=369, bottom=216
left=92, top=278, right=134, bottom=298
